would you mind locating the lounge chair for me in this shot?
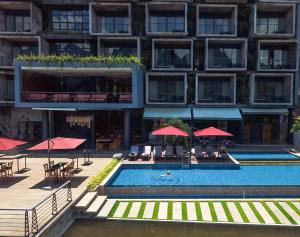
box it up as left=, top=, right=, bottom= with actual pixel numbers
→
left=153, top=146, right=163, bottom=160
left=194, top=146, right=204, bottom=159
left=128, top=145, right=139, bottom=160
left=141, top=146, right=152, bottom=160
left=176, top=146, right=185, bottom=159
left=165, top=146, right=174, bottom=159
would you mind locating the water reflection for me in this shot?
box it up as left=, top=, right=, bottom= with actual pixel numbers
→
left=64, top=220, right=300, bottom=237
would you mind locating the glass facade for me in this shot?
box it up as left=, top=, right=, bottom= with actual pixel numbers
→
left=50, top=42, right=92, bottom=56
left=154, top=45, right=191, bottom=69
left=197, top=77, right=233, bottom=103
left=51, top=10, right=89, bottom=33
left=199, top=16, right=231, bottom=34
left=257, top=15, right=285, bottom=34
left=208, top=46, right=242, bottom=68
left=148, top=76, right=185, bottom=103
left=98, top=16, right=129, bottom=34
left=149, top=15, right=185, bottom=33
left=254, top=77, right=291, bottom=103
left=259, top=47, right=290, bottom=69
left=5, top=11, right=31, bottom=32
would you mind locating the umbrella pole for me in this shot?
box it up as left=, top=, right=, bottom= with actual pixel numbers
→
left=44, top=110, right=53, bottom=191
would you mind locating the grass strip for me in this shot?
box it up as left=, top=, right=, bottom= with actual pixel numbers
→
left=221, top=202, right=233, bottom=222
left=208, top=202, right=218, bottom=222
left=234, top=202, right=249, bottom=223
left=108, top=201, right=120, bottom=218
left=87, top=158, right=120, bottom=190
left=247, top=202, right=265, bottom=223
left=137, top=201, right=146, bottom=219
left=167, top=202, right=173, bottom=220
left=152, top=202, right=160, bottom=220
left=287, top=202, right=300, bottom=216
left=123, top=202, right=133, bottom=218
left=261, top=202, right=281, bottom=224
left=195, top=202, right=203, bottom=221
left=182, top=202, right=188, bottom=221
left=274, top=202, right=297, bottom=224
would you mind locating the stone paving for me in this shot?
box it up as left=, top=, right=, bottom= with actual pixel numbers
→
left=108, top=199, right=300, bottom=226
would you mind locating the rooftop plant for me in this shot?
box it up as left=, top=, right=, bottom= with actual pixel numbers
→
left=16, top=54, right=143, bottom=67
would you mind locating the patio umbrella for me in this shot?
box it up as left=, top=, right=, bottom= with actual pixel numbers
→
left=193, top=127, right=233, bottom=137
left=152, top=126, right=189, bottom=137
left=0, top=137, right=27, bottom=151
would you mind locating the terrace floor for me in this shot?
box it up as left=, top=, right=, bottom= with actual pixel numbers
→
left=0, top=156, right=112, bottom=209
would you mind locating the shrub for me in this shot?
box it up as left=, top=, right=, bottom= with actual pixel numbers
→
left=87, top=158, right=120, bottom=190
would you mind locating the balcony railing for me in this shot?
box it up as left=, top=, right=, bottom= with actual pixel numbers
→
left=259, top=62, right=294, bottom=70
left=254, top=95, right=290, bottom=104
left=198, top=96, right=233, bottom=104
left=22, top=91, right=132, bottom=103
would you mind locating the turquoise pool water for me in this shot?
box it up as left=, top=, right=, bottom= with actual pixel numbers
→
left=107, top=164, right=300, bottom=186
left=230, top=152, right=299, bottom=160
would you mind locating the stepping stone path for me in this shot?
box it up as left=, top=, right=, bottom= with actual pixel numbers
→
left=98, top=199, right=300, bottom=226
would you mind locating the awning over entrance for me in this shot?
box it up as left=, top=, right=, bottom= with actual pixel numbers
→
left=193, top=108, right=242, bottom=120
left=241, top=108, right=289, bottom=115
left=143, top=108, right=192, bottom=120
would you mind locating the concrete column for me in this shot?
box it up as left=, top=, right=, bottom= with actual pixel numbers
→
left=42, top=111, right=48, bottom=140
left=240, top=120, right=244, bottom=144
left=49, top=110, right=54, bottom=138
left=124, top=109, right=131, bottom=149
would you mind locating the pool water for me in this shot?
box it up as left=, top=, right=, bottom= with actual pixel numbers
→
left=107, top=164, right=300, bottom=186
left=230, top=152, right=299, bottom=160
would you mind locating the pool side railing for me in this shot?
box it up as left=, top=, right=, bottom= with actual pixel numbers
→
left=0, top=181, right=72, bottom=237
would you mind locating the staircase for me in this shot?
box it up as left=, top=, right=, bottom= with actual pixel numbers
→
left=74, top=192, right=114, bottom=219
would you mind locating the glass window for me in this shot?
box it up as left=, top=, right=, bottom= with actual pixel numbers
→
left=259, top=47, right=289, bottom=68
left=51, top=10, right=89, bottom=33
left=11, top=44, right=38, bottom=64
left=149, top=15, right=184, bottom=33
left=209, top=46, right=242, bottom=68
left=257, top=16, right=285, bottom=34
left=5, top=11, right=31, bottom=32
left=99, top=16, right=129, bottom=33
left=51, top=42, right=92, bottom=56
left=198, top=17, right=231, bottom=34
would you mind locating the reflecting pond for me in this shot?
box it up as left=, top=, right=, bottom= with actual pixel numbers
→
left=64, top=220, right=300, bottom=237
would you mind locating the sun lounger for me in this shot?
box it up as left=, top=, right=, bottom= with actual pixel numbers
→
left=165, top=146, right=174, bottom=159
left=153, top=146, right=163, bottom=160
left=176, top=146, right=185, bottom=159
left=141, top=146, right=151, bottom=160
left=194, top=146, right=204, bottom=159
left=128, top=146, right=139, bottom=160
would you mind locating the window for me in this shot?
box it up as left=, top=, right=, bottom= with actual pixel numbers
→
left=51, top=42, right=92, bottom=56
left=257, top=16, right=285, bottom=34
left=199, top=17, right=230, bottom=34
left=209, top=46, right=241, bottom=68
left=11, top=44, right=38, bottom=64
left=51, top=10, right=89, bottom=33
left=260, top=47, right=289, bottom=68
left=148, top=77, right=185, bottom=103
left=5, top=11, right=31, bottom=32
left=103, top=47, right=136, bottom=57
left=155, top=46, right=190, bottom=68
left=198, top=78, right=233, bottom=103
left=99, top=16, right=129, bottom=33
left=149, top=16, right=184, bottom=33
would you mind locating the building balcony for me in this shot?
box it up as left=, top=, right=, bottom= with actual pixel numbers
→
left=0, top=36, right=40, bottom=69
left=0, top=73, right=14, bottom=104
left=204, top=0, right=247, bottom=3
left=252, top=3, right=296, bottom=38
left=152, top=39, right=193, bottom=71
left=146, top=73, right=187, bottom=105
left=90, top=3, right=131, bottom=36
left=205, top=38, right=247, bottom=71
left=196, top=4, right=237, bottom=37
left=14, top=61, right=144, bottom=109
left=250, top=73, right=293, bottom=106
left=0, top=1, right=42, bottom=35
left=257, top=40, right=298, bottom=72
left=98, top=37, right=140, bottom=57
left=146, top=2, right=187, bottom=37
left=196, top=73, right=236, bottom=105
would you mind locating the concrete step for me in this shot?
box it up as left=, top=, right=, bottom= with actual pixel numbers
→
left=86, top=196, right=107, bottom=214
left=75, top=192, right=97, bottom=209
left=97, top=199, right=116, bottom=219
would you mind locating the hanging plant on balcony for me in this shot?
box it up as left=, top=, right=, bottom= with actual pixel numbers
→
left=16, top=54, right=143, bottom=68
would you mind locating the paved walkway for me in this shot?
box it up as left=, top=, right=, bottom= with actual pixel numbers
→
left=107, top=199, right=300, bottom=226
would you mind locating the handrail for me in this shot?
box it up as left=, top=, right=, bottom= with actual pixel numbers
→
left=0, top=181, right=72, bottom=237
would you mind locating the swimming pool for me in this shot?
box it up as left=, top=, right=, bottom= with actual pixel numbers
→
left=229, top=152, right=299, bottom=161
left=107, top=164, right=300, bottom=186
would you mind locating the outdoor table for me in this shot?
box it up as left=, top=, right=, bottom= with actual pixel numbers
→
left=68, top=155, right=81, bottom=171
left=83, top=150, right=93, bottom=165
left=50, top=162, right=68, bottom=182
left=0, top=154, right=29, bottom=173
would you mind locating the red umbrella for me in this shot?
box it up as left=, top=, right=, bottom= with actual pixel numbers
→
left=193, top=127, right=233, bottom=137
left=0, top=137, right=27, bottom=151
left=152, top=126, right=188, bottom=137
left=27, top=137, right=86, bottom=151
